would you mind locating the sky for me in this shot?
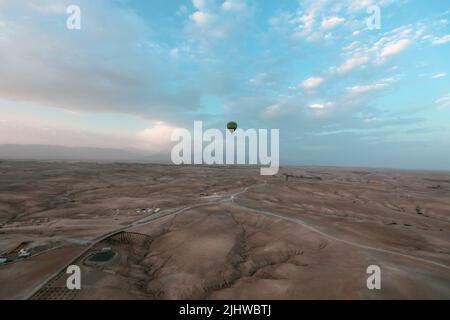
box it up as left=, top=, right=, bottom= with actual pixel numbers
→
left=0, top=0, right=449, bottom=169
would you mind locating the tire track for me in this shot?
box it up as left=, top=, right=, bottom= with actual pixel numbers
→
left=231, top=183, right=450, bottom=272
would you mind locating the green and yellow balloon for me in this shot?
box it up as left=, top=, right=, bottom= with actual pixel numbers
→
left=227, top=121, right=238, bottom=133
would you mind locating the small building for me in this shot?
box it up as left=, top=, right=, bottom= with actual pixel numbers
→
left=18, top=248, right=31, bottom=258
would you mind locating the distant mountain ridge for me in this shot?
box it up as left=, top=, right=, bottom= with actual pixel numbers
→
left=0, top=144, right=168, bottom=161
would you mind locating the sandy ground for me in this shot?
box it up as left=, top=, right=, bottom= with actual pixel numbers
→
left=0, top=161, right=449, bottom=299
left=0, top=246, right=84, bottom=299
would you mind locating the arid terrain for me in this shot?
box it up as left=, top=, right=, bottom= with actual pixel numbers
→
left=0, top=161, right=449, bottom=300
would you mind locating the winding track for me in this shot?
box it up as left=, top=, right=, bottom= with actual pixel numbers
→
left=23, top=184, right=260, bottom=299
left=231, top=182, right=450, bottom=271
left=24, top=180, right=450, bottom=299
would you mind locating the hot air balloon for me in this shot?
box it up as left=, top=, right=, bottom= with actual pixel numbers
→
left=227, top=121, right=237, bottom=133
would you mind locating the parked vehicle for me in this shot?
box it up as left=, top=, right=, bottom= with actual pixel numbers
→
left=18, top=249, right=31, bottom=258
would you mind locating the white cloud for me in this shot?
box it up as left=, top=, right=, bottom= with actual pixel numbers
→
left=0, top=1, right=209, bottom=121
left=299, top=76, right=324, bottom=89
left=249, top=73, right=275, bottom=86
left=331, top=55, right=369, bottom=75
left=363, top=117, right=382, bottom=124
left=269, top=0, right=400, bottom=43
left=343, top=41, right=359, bottom=51
left=293, top=12, right=316, bottom=40
left=321, top=16, right=345, bottom=29
left=261, top=103, right=281, bottom=119
left=436, top=93, right=450, bottom=109
left=347, top=83, right=387, bottom=94
left=338, top=25, right=416, bottom=68
left=222, top=0, right=246, bottom=11
left=345, top=77, right=397, bottom=97
left=0, top=115, right=175, bottom=153
left=308, top=102, right=335, bottom=109
left=186, top=0, right=252, bottom=40
left=190, top=11, right=215, bottom=27
left=135, top=121, right=177, bottom=152
left=192, top=0, right=210, bottom=10
left=347, top=0, right=374, bottom=13
left=28, top=2, right=66, bottom=14
left=431, top=72, right=447, bottom=79
left=380, top=39, right=411, bottom=58
left=431, top=34, right=450, bottom=45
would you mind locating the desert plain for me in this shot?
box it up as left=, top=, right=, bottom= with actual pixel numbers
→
left=0, top=160, right=449, bottom=299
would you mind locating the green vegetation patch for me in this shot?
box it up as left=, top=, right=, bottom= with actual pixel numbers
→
left=88, top=250, right=115, bottom=262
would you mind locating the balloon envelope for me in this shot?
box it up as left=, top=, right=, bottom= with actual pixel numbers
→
left=227, top=121, right=237, bottom=133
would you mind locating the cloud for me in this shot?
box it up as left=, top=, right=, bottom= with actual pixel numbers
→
left=248, top=73, right=276, bottom=87
left=363, top=117, right=382, bottom=124
left=299, top=76, right=324, bottom=89
left=135, top=122, right=177, bottom=152
left=189, top=0, right=218, bottom=26
left=346, top=0, right=374, bottom=12
left=0, top=1, right=205, bottom=121
left=346, top=77, right=398, bottom=95
left=221, top=0, right=246, bottom=11
left=0, top=115, right=175, bottom=153
left=293, top=11, right=316, bottom=40
left=192, top=0, right=211, bottom=11
left=431, top=72, right=447, bottom=79
left=380, top=39, right=411, bottom=58
left=347, top=83, right=387, bottom=94
left=332, top=55, right=369, bottom=74
left=0, top=0, right=448, bottom=170
left=436, top=93, right=450, bottom=109
left=331, top=24, right=417, bottom=72
left=185, top=0, right=253, bottom=40
left=431, top=34, right=450, bottom=45
left=321, top=16, right=345, bottom=29
left=261, top=103, right=282, bottom=119
left=190, top=11, right=216, bottom=26
left=308, top=102, right=335, bottom=109
left=27, top=1, right=67, bottom=14
left=268, top=0, right=399, bottom=43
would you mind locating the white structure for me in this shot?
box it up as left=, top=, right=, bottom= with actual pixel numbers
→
left=18, top=249, right=31, bottom=258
